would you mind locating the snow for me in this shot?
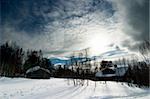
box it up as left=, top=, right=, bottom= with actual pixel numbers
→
left=26, top=66, right=50, bottom=74
left=95, top=67, right=128, bottom=77
left=0, top=77, right=149, bottom=99
left=26, top=66, right=41, bottom=74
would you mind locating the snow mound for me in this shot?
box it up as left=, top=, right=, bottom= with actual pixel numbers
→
left=0, top=77, right=149, bottom=99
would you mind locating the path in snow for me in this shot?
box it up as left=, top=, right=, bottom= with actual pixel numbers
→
left=0, top=77, right=149, bottom=99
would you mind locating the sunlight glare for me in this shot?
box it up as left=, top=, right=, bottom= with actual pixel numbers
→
left=87, top=32, right=110, bottom=56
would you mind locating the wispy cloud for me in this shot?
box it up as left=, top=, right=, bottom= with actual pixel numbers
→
left=1, top=0, right=148, bottom=57
left=110, top=0, right=149, bottom=51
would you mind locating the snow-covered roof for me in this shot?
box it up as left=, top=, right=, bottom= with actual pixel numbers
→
left=26, top=66, right=50, bottom=74
left=54, top=63, right=65, bottom=66
left=116, top=64, right=128, bottom=67
left=95, top=67, right=128, bottom=77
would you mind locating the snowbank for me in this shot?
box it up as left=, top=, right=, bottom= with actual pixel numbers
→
left=0, top=77, right=149, bottom=99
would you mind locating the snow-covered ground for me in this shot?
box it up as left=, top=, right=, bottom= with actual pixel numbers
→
left=0, top=77, right=149, bottom=99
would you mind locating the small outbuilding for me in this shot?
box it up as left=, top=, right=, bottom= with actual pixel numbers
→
left=95, top=66, right=128, bottom=78
left=26, top=66, right=51, bottom=79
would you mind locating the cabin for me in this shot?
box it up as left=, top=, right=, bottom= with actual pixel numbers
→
left=95, top=65, right=128, bottom=78
left=26, top=66, right=51, bottom=79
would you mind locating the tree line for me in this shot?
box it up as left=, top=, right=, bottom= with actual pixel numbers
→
left=0, top=42, right=51, bottom=77
left=0, top=41, right=149, bottom=87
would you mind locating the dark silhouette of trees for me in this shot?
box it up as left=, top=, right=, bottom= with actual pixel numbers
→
left=23, top=50, right=41, bottom=71
left=125, top=61, right=149, bottom=87
left=0, top=42, right=24, bottom=76
left=0, top=41, right=149, bottom=86
left=0, top=42, right=51, bottom=77
left=139, top=40, right=150, bottom=62
left=40, top=58, right=50, bottom=69
left=23, top=50, right=51, bottom=72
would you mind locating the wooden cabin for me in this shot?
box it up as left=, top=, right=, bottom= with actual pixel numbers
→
left=26, top=66, right=51, bottom=79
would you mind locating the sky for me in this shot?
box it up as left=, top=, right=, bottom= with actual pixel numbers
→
left=0, top=0, right=149, bottom=58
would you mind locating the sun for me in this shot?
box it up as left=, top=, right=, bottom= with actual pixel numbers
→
left=77, top=24, right=116, bottom=56
left=85, top=29, right=111, bottom=56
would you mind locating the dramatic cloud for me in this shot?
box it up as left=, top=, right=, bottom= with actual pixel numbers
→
left=0, top=0, right=149, bottom=57
left=111, top=0, right=149, bottom=51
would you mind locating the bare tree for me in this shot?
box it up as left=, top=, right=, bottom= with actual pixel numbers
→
left=139, top=40, right=150, bottom=62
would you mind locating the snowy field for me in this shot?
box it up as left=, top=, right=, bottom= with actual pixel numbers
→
left=0, top=77, right=149, bottom=99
